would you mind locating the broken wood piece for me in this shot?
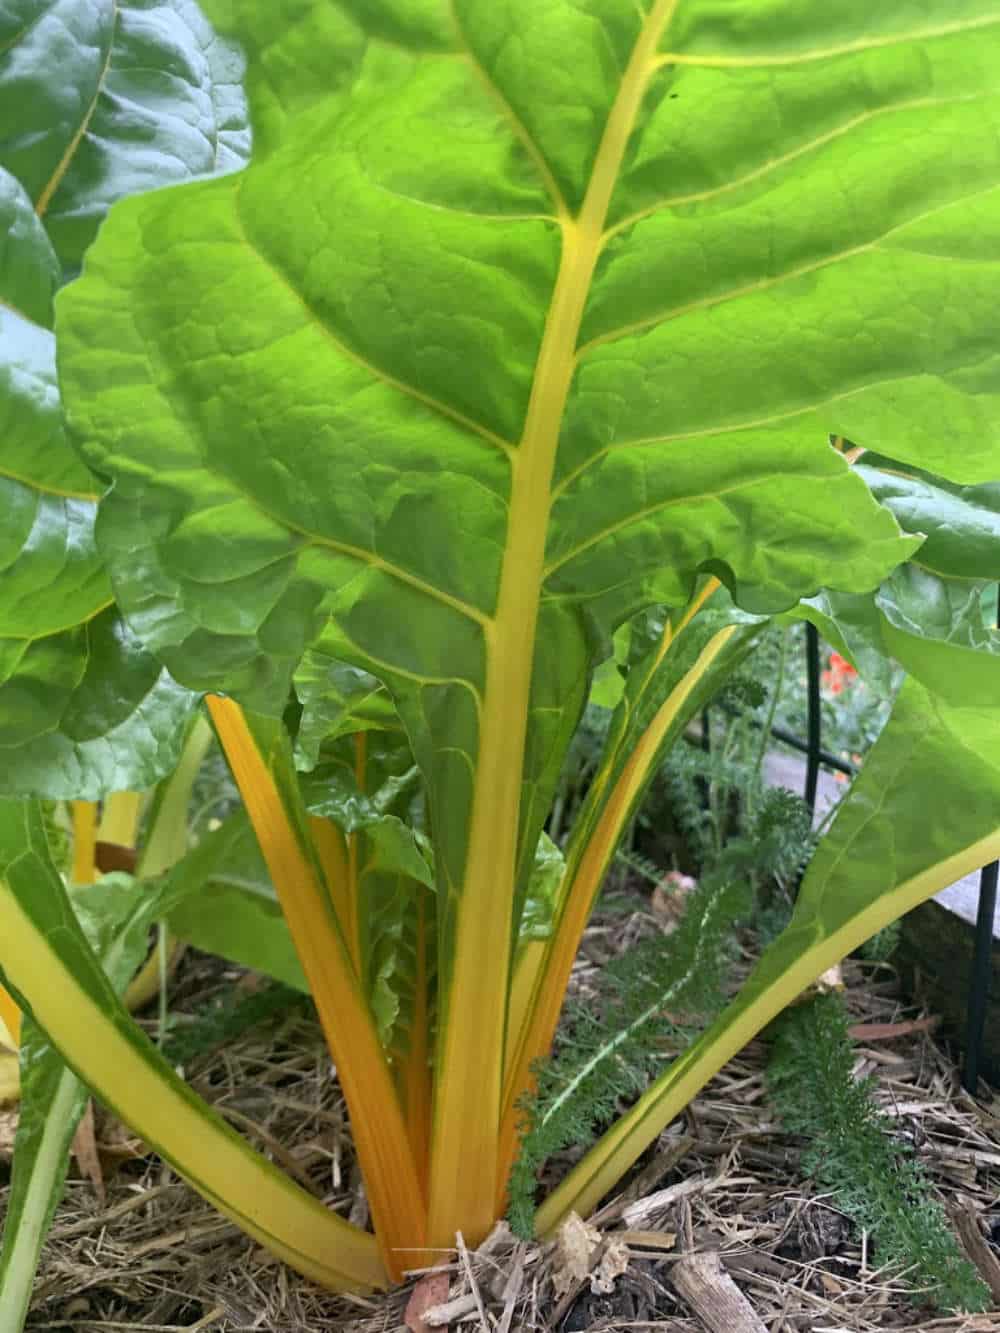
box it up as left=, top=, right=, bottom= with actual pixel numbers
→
left=495, top=1247, right=525, bottom=1333
left=946, top=1201, right=1000, bottom=1306
left=619, top=1229, right=677, bottom=1251
left=621, top=1174, right=708, bottom=1229
left=593, top=1133, right=696, bottom=1225
left=420, top=1292, right=480, bottom=1326
left=847, top=1015, right=939, bottom=1042
left=456, top=1231, right=489, bottom=1330
left=672, top=1249, right=768, bottom=1333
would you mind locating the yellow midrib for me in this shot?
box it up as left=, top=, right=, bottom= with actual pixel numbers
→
left=35, top=1, right=118, bottom=218
left=494, top=623, right=735, bottom=1202
left=427, top=0, right=680, bottom=1248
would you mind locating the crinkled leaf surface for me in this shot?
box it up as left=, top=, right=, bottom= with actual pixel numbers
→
left=0, top=168, right=195, bottom=795
left=876, top=566, right=1000, bottom=703
left=0, top=167, right=108, bottom=639
left=0, top=605, right=198, bottom=799
left=56, top=0, right=969, bottom=932
left=858, top=455, right=1000, bottom=581
left=795, top=565, right=998, bottom=703
left=293, top=653, right=402, bottom=770
left=0, top=0, right=250, bottom=273
left=57, top=0, right=998, bottom=1238
left=302, top=742, right=433, bottom=1049
left=0, top=0, right=250, bottom=794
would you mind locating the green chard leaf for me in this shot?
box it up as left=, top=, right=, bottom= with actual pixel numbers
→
left=56, top=0, right=997, bottom=1242
left=302, top=739, right=433, bottom=1051
left=0, top=866, right=189, bottom=1333
left=0, top=0, right=251, bottom=275
left=165, top=807, right=308, bottom=992
left=293, top=652, right=403, bottom=770
left=0, top=0, right=252, bottom=796
left=0, top=166, right=196, bottom=796
left=857, top=454, right=1000, bottom=582
left=0, top=1016, right=88, bottom=1333
left=794, top=564, right=999, bottom=703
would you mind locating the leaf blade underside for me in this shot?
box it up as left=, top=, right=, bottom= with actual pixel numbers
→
left=56, top=0, right=999, bottom=1249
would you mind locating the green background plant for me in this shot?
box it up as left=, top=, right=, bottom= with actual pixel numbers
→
left=1, top=0, right=1000, bottom=1306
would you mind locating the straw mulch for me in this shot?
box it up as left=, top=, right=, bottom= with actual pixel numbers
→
left=6, top=902, right=1000, bottom=1333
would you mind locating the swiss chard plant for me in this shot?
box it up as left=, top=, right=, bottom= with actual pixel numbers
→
left=2, top=0, right=1000, bottom=1307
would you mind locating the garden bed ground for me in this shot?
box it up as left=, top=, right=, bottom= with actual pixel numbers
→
left=6, top=895, right=1000, bottom=1333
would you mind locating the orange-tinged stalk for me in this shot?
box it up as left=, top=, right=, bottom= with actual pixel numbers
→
left=207, top=696, right=427, bottom=1279
left=400, top=892, right=433, bottom=1193
left=0, top=983, right=21, bottom=1047
left=496, top=622, right=737, bottom=1205
left=307, top=815, right=359, bottom=974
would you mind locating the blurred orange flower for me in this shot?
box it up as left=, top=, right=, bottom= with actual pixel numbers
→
left=821, top=651, right=858, bottom=695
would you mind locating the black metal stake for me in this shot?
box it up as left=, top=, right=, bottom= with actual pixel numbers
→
left=697, top=708, right=711, bottom=810
left=962, top=584, right=1000, bottom=1094
left=963, top=861, right=999, bottom=1094
left=804, top=622, right=822, bottom=816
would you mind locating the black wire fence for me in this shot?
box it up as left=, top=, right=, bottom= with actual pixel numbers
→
left=705, top=620, right=998, bottom=1093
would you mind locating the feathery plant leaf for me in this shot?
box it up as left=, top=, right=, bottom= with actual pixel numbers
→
left=508, top=868, right=749, bottom=1237
left=7, top=0, right=996, bottom=1281
left=768, top=993, right=988, bottom=1313
left=161, top=980, right=310, bottom=1069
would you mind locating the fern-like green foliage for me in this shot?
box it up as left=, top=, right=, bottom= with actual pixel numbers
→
left=613, top=846, right=668, bottom=888
left=162, top=981, right=309, bottom=1069
left=768, top=993, right=987, bottom=1313
left=507, top=870, right=750, bottom=1237
left=859, top=919, right=902, bottom=964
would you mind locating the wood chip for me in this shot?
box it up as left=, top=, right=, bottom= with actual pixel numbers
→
left=847, top=1016, right=940, bottom=1041
left=421, top=1292, right=480, bottom=1327
left=621, top=1175, right=709, bottom=1228
left=456, top=1231, right=490, bottom=1330
left=946, top=1201, right=1000, bottom=1305
left=619, top=1229, right=678, bottom=1251
left=590, top=1238, right=630, bottom=1294
left=496, top=1247, right=525, bottom=1333
left=593, top=1133, right=695, bottom=1225
left=620, top=1173, right=755, bottom=1229
left=71, top=1099, right=106, bottom=1205
left=405, top=1272, right=451, bottom=1333
left=673, top=1249, right=769, bottom=1333
left=552, top=1212, right=601, bottom=1299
